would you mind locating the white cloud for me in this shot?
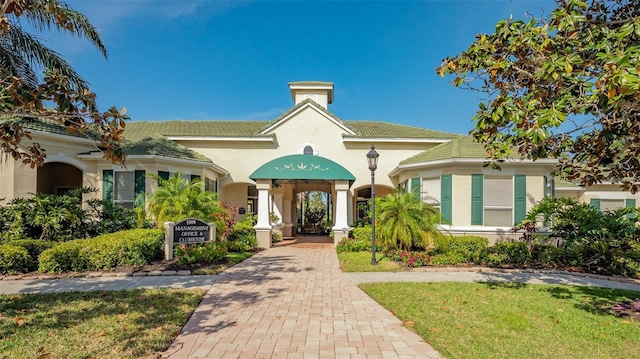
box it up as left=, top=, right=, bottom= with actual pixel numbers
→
left=67, top=0, right=248, bottom=32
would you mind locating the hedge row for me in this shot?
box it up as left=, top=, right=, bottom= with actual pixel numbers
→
left=0, top=244, right=32, bottom=275
left=0, top=239, right=58, bottom=274
left=38, top=229, right=164, bottom=273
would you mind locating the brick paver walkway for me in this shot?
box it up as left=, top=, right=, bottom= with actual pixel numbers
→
left=162, top=237, right=443, bottom=359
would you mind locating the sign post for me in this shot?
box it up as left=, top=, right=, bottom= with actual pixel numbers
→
left=164, top=218, right=216, bottom=260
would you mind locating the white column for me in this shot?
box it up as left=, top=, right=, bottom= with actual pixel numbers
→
left=332, top=180, right=351, bottom=245
left=255, top=181, right=271, bottom=228
left=271, top=193, right=284, bottom=225
left=254, top=179, right=272, bottom=248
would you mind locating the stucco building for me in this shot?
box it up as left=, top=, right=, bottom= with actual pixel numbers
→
left=2, top=81, right=638, bottom=247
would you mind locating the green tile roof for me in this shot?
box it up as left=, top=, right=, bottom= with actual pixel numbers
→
left=553, top=177, right=583, bottom=188
left=125, top=120, right=268, bottom=137
left=400, top=136, right=489, bottom=164
left=0, top=117, right=96, bottom=139
left=121, top=134, right=212, bottom=163
left=344, top=121, right=460, bottom=139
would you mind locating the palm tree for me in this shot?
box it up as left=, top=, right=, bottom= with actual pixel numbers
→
left=375, top=191, right=442, bottom=251
left=1, top=0, right=107, bottom=90
left=143, top=172, right=229, bottom=238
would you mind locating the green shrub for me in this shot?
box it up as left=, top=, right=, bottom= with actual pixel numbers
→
left=174, top=242, right=227, bottom=265
left=0, top=189, right=137, bottom=242
left=38, top=241, right=88, bottom=273
left=38, top=229, right=164, bottom=273
left=336, top=237, right=371, bottom=253
left=6, top=239, right=57, bottom=260
left=352, top=226, right=372, bottom=242
left=489, top=242, right=531, bottom=265
left=227, top=214, right=257, bottom=252
left=485, top=252, right=508, bottom=267
left=0, top=244, right=33, bottom=275
left=445, top=236, right=489, bottom=263
left=227, top=235, right=257, bottom=252
left=429, top=252, right=466, bottom=265
left=531, top=244, right=565, bottom=266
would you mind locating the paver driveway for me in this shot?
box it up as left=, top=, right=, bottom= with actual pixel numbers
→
left=163, top=236, right=443, bottom=359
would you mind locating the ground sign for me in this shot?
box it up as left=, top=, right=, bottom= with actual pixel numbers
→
left=164, top=218, right=216, bottom=260
left=174, top=218, right=211, bottom=244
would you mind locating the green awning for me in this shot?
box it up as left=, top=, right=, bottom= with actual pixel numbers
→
left=250, top=154, right=355, bottom=181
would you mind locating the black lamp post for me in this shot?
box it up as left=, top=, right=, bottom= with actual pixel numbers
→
left=366, top=145, right=379, bottom=265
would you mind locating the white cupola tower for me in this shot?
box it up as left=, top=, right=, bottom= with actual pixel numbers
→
left=288, top=81, right=334, bottom=108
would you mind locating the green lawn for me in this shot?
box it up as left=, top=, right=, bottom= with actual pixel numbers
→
left=360, top=282, right=640, bottom=359
left=0, top=289, right=204, bottom=359
left=337, top=251, right=404, bottom=272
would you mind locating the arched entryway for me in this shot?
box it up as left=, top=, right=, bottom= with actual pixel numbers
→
left=250, top=153, right=356, bottom=248
left=37, top=162, right=83, bottom=195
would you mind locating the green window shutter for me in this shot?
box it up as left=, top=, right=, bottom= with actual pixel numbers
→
left=134, top=170, right=145, bottom=206
left=626, top=199, right=636, bottom=219
left=102, top=170, right=114, bottom=202
left=158, top=171, right=169, bottom=181
left=440, top=175, right=452, bottom=224
left=543, top=176, right=548, bottom=198
left=204, top=177, right=210, bottom=191
left=471, top=175, right=483, bottom=225
left=411, top=177, right=421, bottom=196
left=214, top=179, right=218, bottom=193
left=590, top=198, right=601, bottom=210
left=514, top=175, right=526, bottom=225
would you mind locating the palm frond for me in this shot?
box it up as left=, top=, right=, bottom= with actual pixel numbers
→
left=18, top=0, right=107, bottom=58
left=0, top=39, right=39, bottom=87
left=5, top=25, right=89, bottom=89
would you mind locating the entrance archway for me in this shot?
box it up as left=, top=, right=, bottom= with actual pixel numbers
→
left=250, top=153, right=356, bottom=248
left=37, top=162, right=82, bottom=195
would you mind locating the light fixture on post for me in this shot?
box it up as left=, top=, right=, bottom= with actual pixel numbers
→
left=366, top=145, right=379, bottom=265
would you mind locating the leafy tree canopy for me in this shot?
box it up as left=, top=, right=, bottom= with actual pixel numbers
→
left=437, top=0, right=640, bottom=192
left=1, top=0, right=127, bottom=166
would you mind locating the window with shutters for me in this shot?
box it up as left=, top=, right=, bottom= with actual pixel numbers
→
left=103, top=170, right=145, bottom=209
left=483, top=176, right=513, bottom=226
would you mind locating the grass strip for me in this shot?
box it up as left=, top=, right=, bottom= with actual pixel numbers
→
left=360, top=282, right=640, bottom=359
left=337, top=251, right=404, bottom=272
left=0, top=288, right=204, bottom=359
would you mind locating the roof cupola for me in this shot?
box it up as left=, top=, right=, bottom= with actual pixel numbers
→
left=288, top=81, right=334, bottom=108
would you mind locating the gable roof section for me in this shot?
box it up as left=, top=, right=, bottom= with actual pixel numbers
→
left=257, top=98, right=355, bottom=135
left=400, top=136, right=488, bottom=165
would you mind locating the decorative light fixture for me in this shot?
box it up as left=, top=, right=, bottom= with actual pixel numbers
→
left=366, top=145, right=379, bottom=265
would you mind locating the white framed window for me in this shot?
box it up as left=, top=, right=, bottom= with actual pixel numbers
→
left=114, top=171, right=135, bottom=209
left=600, top=199, right=625, bottom=212
left=422, top=178, right=441, bottom=208
left=484, top=176, right=513, bottom=226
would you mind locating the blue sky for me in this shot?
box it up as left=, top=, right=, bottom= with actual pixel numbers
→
left=46, top=0, right=556, bottom=135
